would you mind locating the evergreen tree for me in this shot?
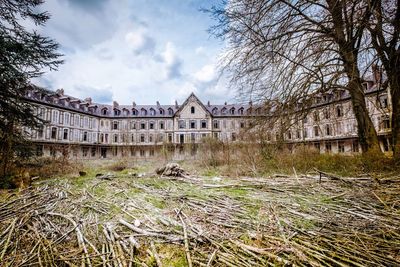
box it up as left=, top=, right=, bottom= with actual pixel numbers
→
left=0, top=0, right=63, bottom=177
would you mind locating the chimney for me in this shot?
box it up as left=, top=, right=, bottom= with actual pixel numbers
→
left=132, top=101, right=136, bottom=107
left=249, top=100, right=253, bottom=106
left=56, top=88, right=64, bottom=96
left=224, top=101, right=227, bottom=105
left=156, top=101, right=160, bottom=107
left=175, top=100, right=178, bottom=108
left=113, top=101, right=119, bottom=108
left=207, top=101, right=210, bottom=107
left=84, top=97, right=92, bottom=104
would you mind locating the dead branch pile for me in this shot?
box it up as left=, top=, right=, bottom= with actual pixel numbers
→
left=0, top=172, right=399, bottom=266
left=156, top=163, right=189, bottom=177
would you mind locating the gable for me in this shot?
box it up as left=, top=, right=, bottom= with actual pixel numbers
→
left=175, top=93, right=210, bottom=119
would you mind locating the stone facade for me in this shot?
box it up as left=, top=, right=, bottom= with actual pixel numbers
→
left=24, top=76, right=391, bottom=159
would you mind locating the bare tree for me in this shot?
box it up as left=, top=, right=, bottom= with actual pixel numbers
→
left=208, top=0, right=381, bottom=154
left=367, top=0, right=400, bottom=162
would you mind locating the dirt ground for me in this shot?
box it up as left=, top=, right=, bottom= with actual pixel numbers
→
left=0, top=160, right=399, bottom=266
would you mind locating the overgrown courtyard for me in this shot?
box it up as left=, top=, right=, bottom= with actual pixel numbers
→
left=1, top=160, right=399, bottom=266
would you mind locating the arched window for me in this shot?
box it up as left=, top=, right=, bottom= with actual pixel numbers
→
left=212, top=107, right=218, bottom=115
left=132, top=108, right=138, bottom=115
left=123, top=109, right=129, bottom=116
left=230, top=108, right=235, bottom=115
left=101, top=108, right=108, bottom=115
left=238, top=107, right=244, bottom=115
left=114, top=109, right=121, bottom=116
left=191, top=106, right=195, bottom=114
left=168, top=108, right=173, bottom=115
left=221, top=107, right=227, bottom=115
left=141, top=108, right=147, bottom=116
left=150, top=108, right=156, bottom=116
left=159, top=108, right=165, bottom=115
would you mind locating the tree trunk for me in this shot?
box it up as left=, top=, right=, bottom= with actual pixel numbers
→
left=348, top=79, right=382, bottom=154
left=388, top=67, right=400, bottom=164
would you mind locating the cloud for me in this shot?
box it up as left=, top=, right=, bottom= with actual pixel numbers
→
left=161, top=42, right=183, bottom=79
left=194, top=64, right=216, bottom=83
left=125, top=30, right=156, bottom=54
left=37, top=0, right=231, bottom=104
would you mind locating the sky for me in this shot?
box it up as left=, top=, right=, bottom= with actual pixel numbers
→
left=34, top=0, right=235, bottom=105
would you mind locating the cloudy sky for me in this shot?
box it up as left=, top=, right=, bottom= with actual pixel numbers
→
left=36, top=0, right=234, bottom=105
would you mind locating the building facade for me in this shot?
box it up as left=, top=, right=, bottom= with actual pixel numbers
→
left=24, top=76, right=391, bottom=159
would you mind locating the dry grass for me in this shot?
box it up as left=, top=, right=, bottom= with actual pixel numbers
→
left=0, top=162, right=400, bottom=266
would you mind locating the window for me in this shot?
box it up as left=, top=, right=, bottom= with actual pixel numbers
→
left=212, top=108, right=218, bottom=115
left=190, top=120, right=196, bottom=129
left=323, top=109, right=330, bottom=119
left=240, top=122, right=245, bottom=128
left=325, top=142, right=332, bottom=153
left=149, top=134, right=153, bottom=142
left=352, top=141, right=359, bottom=152
left=201, top=120, right=207, bottom=129
left=38, top=128, right=43, bottom=139
left=113, top=134, right=118, bottom=143
left=131, top=121, right=137, bottom=129
left=336, top=106, right=343, bottom=117
left=132, top=109, right=138, bottom=115
left=213, top=120, right=219, bottom=129
left=303, top=116, right=308, bottom=123
left=314, top=126, right=319, bottom=137
left=82, top=148, right=88, bottom=157
left=113, top=121, right=118, bottom=130
left=287, top=131, right=292, bottom=140
left=150, top=108, right=156, bottom=116
left=191, top=106, right=195, bottom=114
left=140, top=149, right=145, bottom=157
left=51, top=127, right=57, bottom=139
left=221, top=108, right=227, bottom=115
left=159, top=109, right=164, bottom=115
left=191, top=133, right=195, bottom=142
left=101, top=109, right=108, bottom=115
left=230, top=108, right=235, bottom=115
left=232, top=133, right=237, bottom=141
left=213, top=132, right=218, bottom=139
left=141, top=108, right=147, bottom=116
left=83, top=131, right=88, bottom=142
left=379, top=95, right=388, bottom=109
left=325, top=124, right=331, bottom=136
left=313, top=111, right=319, bottom=122
left=63, top=129, right=68, bottom=140
left=149, top=122, right=154, bottom=129
left=140, top=134, right=145, bottom=142
left=123, top=109, right=129, bottom=116
left=159, top=121, right=165, bottom=129
left=296, top=130, right=301, bottom=139
left=114, top=109, right=121, bottom=116
left=150, top=149, right=155, bottom=156
left=338, top=141, right=345, bottom=153
left=168, top=108, right=173, bottom=115
left=140, top=122, right=146, bottom=129
left=91, top=147, right=96, bottom=157
left=379, top=115, right=390, bottom=130
left=238, top=108, right=244, bottom=115
left=179, top=120, right=186, bottom=129
left=303, top=128, right=308, bottom=138
left=168, top=133, right=173, bottom=143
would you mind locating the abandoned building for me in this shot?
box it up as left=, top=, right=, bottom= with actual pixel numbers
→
left=24, top=74, right=391, bottom=159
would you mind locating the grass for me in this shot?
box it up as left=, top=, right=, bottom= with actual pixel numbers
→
left=2, top=158, right=400, bottom=266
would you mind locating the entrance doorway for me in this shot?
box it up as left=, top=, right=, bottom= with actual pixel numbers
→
left=101, top=147, right=107, bottom=158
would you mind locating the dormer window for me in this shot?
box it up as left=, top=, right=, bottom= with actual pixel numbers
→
left=230, top=108, right=235, bottom=115
left=114, top=109, right=121, bottom=116
left=168, top=108, right=173, bottom=115
left=159, top=108, right=165, bottom=115
left=150, top=108, right=156, bottom=116
left=132, top=108, right=138, bottom=115
left=221, top=107, right=227, bottom=115
left=101, top=108, right=108, bottom=115
left=212, top=107, right=218, bottom=115
left=123, top=109, right=129, bottom=116
left=141, top=108, right=147, bottom=116
left=191, top=106, right=195, bottom=114
left=238, top=108, right=244, bottom=115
